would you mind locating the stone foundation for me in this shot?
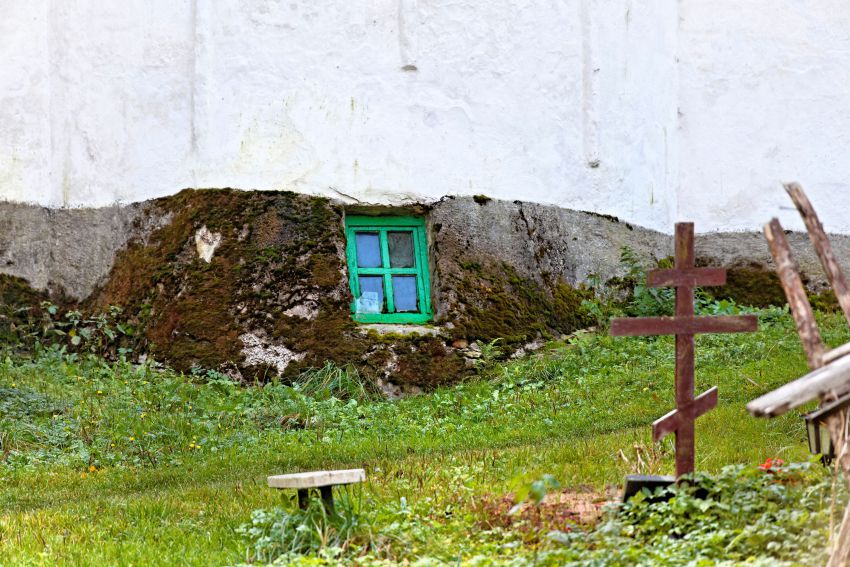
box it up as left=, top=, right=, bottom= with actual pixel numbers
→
left=0, top=189, right=844, bottom=386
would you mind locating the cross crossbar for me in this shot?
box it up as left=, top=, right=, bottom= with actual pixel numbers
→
left=610, top=315, right=757, bottom=337
left=647, top=267, right=726, bottom=288
left=652, top=387, right=718, bottom=441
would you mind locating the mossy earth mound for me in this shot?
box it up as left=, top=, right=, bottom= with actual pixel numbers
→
left=3, top=189, right=843, bottom=388
left=0, top=190, right=617, bottom=388
left=87, top=189, right=357, bottom=379
left=446, top=261, right=593, bottom=344
left=73, top=189, right=589, bottom=387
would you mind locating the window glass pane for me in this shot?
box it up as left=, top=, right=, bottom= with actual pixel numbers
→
left=355, top=232, right=382, bottom=268
left=355, top=276, right=384, bottom=313
left=392, top=276, right=418, bottom=312
left=388, top=231, right=415, bottom=268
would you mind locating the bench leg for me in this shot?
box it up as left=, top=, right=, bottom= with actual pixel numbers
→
left=297, top=489, right=309, bottom=510
left=319, top=486, right=335, bottom=515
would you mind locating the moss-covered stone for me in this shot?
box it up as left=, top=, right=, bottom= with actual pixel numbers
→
left=0, top=191, right=612, bottom=389
left=0, top=275, right=52, bottom=345
left=699, top=263, right=786, bottom=308
left=78, top=189, right=473, bottom=387
left=683, top=260, right=840, bottom=313
left=87, top=189, right=351, bottom=375
left=395, top=336, right=467, bottom=388
left=449, top=260, right=593, bottom=344
left=809, top=289, right=840, bottom=313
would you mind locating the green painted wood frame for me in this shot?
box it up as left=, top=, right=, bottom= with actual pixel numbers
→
left=345, top=215, right=432, bottom=323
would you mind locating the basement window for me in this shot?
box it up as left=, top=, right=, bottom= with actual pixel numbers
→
left=345, top=215, right=432, bottom=323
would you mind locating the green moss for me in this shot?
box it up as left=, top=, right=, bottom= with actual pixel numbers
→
left=472, top=195, right=492, bottom=205
left=809, top=289, right=840, bottom=313
left=451, top=261, right=593, bottom=345
left=393, top=336, right=467, bottom=388
left=87, top=189, right=350, bottom=375
left=0, top=275, right=49, bottom=309
left=79, top=189, right=470, bottom=387
left=0, top=275, right=52, bottom=345
left=707, top=265, right=786, bottom=308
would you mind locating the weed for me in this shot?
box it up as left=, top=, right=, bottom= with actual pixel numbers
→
left=237, top=488, right=373, bottom=561
left=293, top=362, right=374, bottom=402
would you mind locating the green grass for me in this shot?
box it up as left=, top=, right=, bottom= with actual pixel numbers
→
left=0, top=308, right=846, bottom=565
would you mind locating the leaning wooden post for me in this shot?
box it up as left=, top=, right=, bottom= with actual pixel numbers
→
left=785, top=182, right=850, bottom=328
left=764, top=218, right=825, bottom=369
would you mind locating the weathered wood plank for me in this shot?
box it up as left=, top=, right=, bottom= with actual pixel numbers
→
left=785, top=182, right=850, bottom=328
left=746, top=354, right=850, bottom=417
left=268, top=469, right=366, bottom=489
left=647, top=267, right=726, bottom=288
left=673, top=223, right=698, bottom=477
left=610, top=315, right=758, bottom=337
left=763, top=218, right=825, bottom=369
left=823, top=342, right=850, bottom=366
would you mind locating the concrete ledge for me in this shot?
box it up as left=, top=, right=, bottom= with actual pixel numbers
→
left=356, top=323, right=441, bottom=337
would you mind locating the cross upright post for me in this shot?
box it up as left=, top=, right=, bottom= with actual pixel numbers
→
left=611, top=223, right=758, bottom=478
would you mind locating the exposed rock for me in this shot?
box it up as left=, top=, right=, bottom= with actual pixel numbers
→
left=283, top=303, right=319, bottom=320
left=0, top=202, right=142, bottom=300
left=194, top=225, right=222, bottom=263
left=1, top=194, right=849, bottom=305
left=239, top=332, right=305, bottom=374
left=376, top=377, right=423, bottom=400
left=510, top=339, right=546, bottom=359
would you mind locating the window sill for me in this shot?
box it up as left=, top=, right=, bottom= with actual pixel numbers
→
left=352, top=313, right=432, bottom=324
left=355, top=323, right=441, bottom=337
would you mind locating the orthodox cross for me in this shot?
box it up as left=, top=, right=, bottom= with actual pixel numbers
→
left=610, top=223, right=758, bottom=477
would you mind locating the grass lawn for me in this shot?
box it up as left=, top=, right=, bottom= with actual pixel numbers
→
left=0, top=308, right=846, bottom=565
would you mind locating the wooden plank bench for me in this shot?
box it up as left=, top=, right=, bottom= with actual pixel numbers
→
left=267, top=469, right=365, bottom=513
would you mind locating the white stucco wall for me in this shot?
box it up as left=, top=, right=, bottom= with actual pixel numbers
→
left=1, top=1, right=848, bottom=233
left=677, top=0, right=850, bottom=234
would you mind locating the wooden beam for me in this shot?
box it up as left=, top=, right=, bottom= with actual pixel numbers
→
left=823, top=342, right=850, bottom=366
left=610, top=315, right=757, bottom=337
left=746, top=354, right=850, bottom=417
left=785, top=182, right=850, bottom=328
left=763, top=218, right=825, bottom=369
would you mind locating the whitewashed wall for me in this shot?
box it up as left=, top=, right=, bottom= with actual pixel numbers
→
left=1, top=1, right=848, bottom=233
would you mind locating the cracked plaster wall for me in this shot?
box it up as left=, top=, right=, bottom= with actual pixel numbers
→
left=6, top=2, right=850, bottom=234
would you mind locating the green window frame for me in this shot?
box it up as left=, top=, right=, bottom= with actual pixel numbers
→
left=345, top=215, right=432, bottom=324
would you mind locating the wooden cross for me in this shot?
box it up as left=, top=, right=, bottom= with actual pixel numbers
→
left=610, top=223, right=758, bottom=477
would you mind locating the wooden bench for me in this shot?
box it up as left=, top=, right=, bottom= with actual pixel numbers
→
left=267, top=469, right=365, bottom=513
